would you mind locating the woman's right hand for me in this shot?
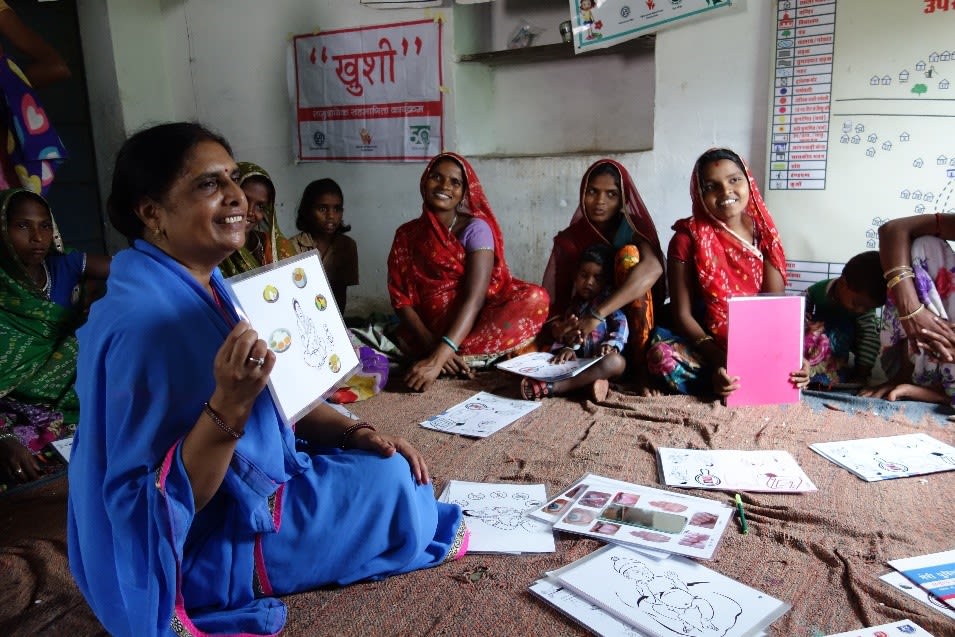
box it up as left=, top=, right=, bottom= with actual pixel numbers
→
left=210, top=320, right=274, bottom=412
left=0, top=438, right=40, bottom=482
left=712, top=367, right=740, bottom=398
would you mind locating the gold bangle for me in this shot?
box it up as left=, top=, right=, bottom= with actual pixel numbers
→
left=886, top=272, right=915, bottom=290
left=897, top=304, right=926, bottom=321
left=883, top=265, right=914, bottom=280
left=693, top=334, right=714, bottom=347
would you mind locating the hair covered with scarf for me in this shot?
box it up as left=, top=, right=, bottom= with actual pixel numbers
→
left=674, top=148, right=788, bottom=344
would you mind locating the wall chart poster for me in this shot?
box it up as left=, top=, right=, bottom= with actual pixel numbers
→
left=224, top=252, right=360, bottom=425
left=567, top=0, right=738, bottom=54
left=289, top=19, right=442, bottom=161
left=766, top=0, right=955, bottom=292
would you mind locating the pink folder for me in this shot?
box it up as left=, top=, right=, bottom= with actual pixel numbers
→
left=725, top=295, right=805, bottom=407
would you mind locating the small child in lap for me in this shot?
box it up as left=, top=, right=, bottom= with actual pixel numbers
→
left=521, top=245, right=627, bottom=402
left=804, top=250, right=885, bottom=388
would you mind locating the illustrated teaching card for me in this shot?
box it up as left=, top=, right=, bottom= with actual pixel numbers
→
left=880, top=570, right=955, bottom=621
left=224, top=252, right=359, bottom=424
left=419, top=392, right=541, bottom=438
left=809, top=433, right=955, bottom=482
left=529, top=577, right=648, bottom=637
left=726, top=295, right=805, bottom=407
left=657, top=448, right=817, bottom=493
left=552, top=545, right=791, bottom=637
left=889, top=549, right=955, bottom=610
left=533, top=473, right=734, bottom=561
left=820, top=620, right=935, bottom=637
left=496, top=351, right=603, bottom=382
left=440, top=481, right=555, bottom=554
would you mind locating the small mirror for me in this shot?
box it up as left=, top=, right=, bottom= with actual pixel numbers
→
left=599, top=504, right=688, bottom=534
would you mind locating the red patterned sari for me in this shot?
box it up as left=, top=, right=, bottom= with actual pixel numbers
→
left=387, top=153, right=549, bottom=361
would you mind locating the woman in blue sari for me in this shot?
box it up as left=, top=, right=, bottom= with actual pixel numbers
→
left=66, top=123, right=467, bottom=637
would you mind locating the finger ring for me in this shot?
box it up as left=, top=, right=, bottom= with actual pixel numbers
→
left=15, top=468, right=23, bottom=474
left=247, top=356, right=265, bottom=367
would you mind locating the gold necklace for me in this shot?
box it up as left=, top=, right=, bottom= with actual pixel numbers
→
left=448, top=213, right=457, bottom=233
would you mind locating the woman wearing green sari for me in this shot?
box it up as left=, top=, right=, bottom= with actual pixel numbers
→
left=0, top=188, right=108, bottom=483
left=219, top=161, right=296, bottom=277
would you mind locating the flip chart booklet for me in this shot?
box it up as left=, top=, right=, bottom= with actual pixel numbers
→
left=496, top=351, right=603, bottom=382
left=809, top=433, right=955, bottom=482
left=888, top=549, right=955, bottom=610
left=656, top=448, right=817, bottom=493
left=438, top=481, right=555, bottom=553
left=529, top=577, right=650, bottom=637
left=725, top=294, right=805, bottom=407
left=223, top=251, right=359, bottom=424
left=880, top=570, right=955, bottom=621
left=550, top=545, right=790, bottom=637
left=820, top=620, right=935, bottom=637
left=419, top=391, right=541, bottom=438
left=528, top=473, right=734, bottom=560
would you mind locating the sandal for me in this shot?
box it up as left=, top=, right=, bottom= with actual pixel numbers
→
left=591, top=378, right=610, bottom=403
left=520, top=377, right=554, bottom=401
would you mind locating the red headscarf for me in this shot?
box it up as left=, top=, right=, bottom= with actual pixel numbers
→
left=542, top=158, right=665, bottom=315
left=674, top=148, right=788, bottom=344
left=388, top=153, right=512, bottom=330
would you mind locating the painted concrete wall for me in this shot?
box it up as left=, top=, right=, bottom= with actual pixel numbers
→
left=77, top=0, right=771, bottom=315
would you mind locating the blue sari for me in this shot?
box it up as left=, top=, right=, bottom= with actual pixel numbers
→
left=67, top=241, right=464, bottom=637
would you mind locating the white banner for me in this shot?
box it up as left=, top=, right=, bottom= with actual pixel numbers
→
left=569, top=0, right=738, bottom=53
left=289, top=19, right=443, bottom=162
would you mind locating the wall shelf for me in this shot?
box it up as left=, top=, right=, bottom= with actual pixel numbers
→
left=457, top=34, right=655, bottom=66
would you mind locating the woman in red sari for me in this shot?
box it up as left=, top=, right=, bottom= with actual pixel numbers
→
left=388, top=153, right=549, bottom=391
left=647, top=148, right=808, bottom=397
left=542, top=159, right=665, bottom=389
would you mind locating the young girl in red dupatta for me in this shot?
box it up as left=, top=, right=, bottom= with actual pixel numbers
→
left=647, top=148, right=808, bottom=398
left=388, top=152, right=550, bottom=392
left=542, top=159, right=665, bottom=392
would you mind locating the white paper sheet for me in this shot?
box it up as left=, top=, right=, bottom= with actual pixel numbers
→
left=440, top=481, right=555, bottom=553
left=530, top=578, right=649, bottom=637
left=880, top=570, right=955, bottom=621
left=820, top=619, right=935, bottom=637
left=419, top=391, right=541, bottom=438
left=657, top=448, right=817, bottom=493
left=496, top=351, right=602, bottom=381
left=809, top=433, right=955, bottom=481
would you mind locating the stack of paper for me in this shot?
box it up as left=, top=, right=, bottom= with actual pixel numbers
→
left=809, top=433, right=955, bottom=482
left=438, top=481, right=555, bottom=554
left=419, top=391, right=541, bottom=438
left=495, top=351, right=603, bottom=382
left=887, top=549, right=955, bottom=611
left=657, top=448, right=817, bottom=493
left=543, top=544, right=790, bottom=637
left=528, top=473, right=734, bottom=561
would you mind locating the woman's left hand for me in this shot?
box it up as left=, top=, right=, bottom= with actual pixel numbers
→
left=347, top=428, right=430, bottom=484
left=790, top=359, right=810, bottom=389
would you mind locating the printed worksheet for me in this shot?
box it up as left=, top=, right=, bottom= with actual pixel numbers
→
left=496, top=351, right=602, bottom=382
left=419, top=391, right=541, bottom=438
left=809, top=433, right=955, bottom=481
left=529, top=578, right=649, bottom=637
left=820, top=620, right=935, bottom=637
left=531, top=473, right=734, bottom=561
left=657, top=448, right=817, bottom=493
left=440, top=481, right=554, bottom=553
left=552, top=545, right=790, bottom=637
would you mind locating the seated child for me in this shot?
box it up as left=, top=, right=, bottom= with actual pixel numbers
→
left=520, top=245, right=627, bottom=402
left=803, top=250, right=885, bottom=387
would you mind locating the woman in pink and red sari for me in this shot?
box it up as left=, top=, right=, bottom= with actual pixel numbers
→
left=647, top=148, right=807, bottom=398
left=542, top=159, right=665, bottom=392
left=388, top=153, right=550, bottom=392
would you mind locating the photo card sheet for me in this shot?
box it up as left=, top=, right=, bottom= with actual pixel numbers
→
left=439, top=481, right=555, bottom=554
left=809, top=433, right=955, bottom=482
left=496, top=351, right=602, bottom=382
left=726, top=294, right=804, bottom=407
left=657, top=448, right=817, bottom=493
left=419, top=391, right=541, bottom=438
left=888, top=549, right=955, bottom=610
left=552, top=545, right=790, bottom=637
left=531, top=473, right=734, bottom=560
left=819, top=620, right=935, bottom=637
left=223, top=251, right=360, bottom=425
